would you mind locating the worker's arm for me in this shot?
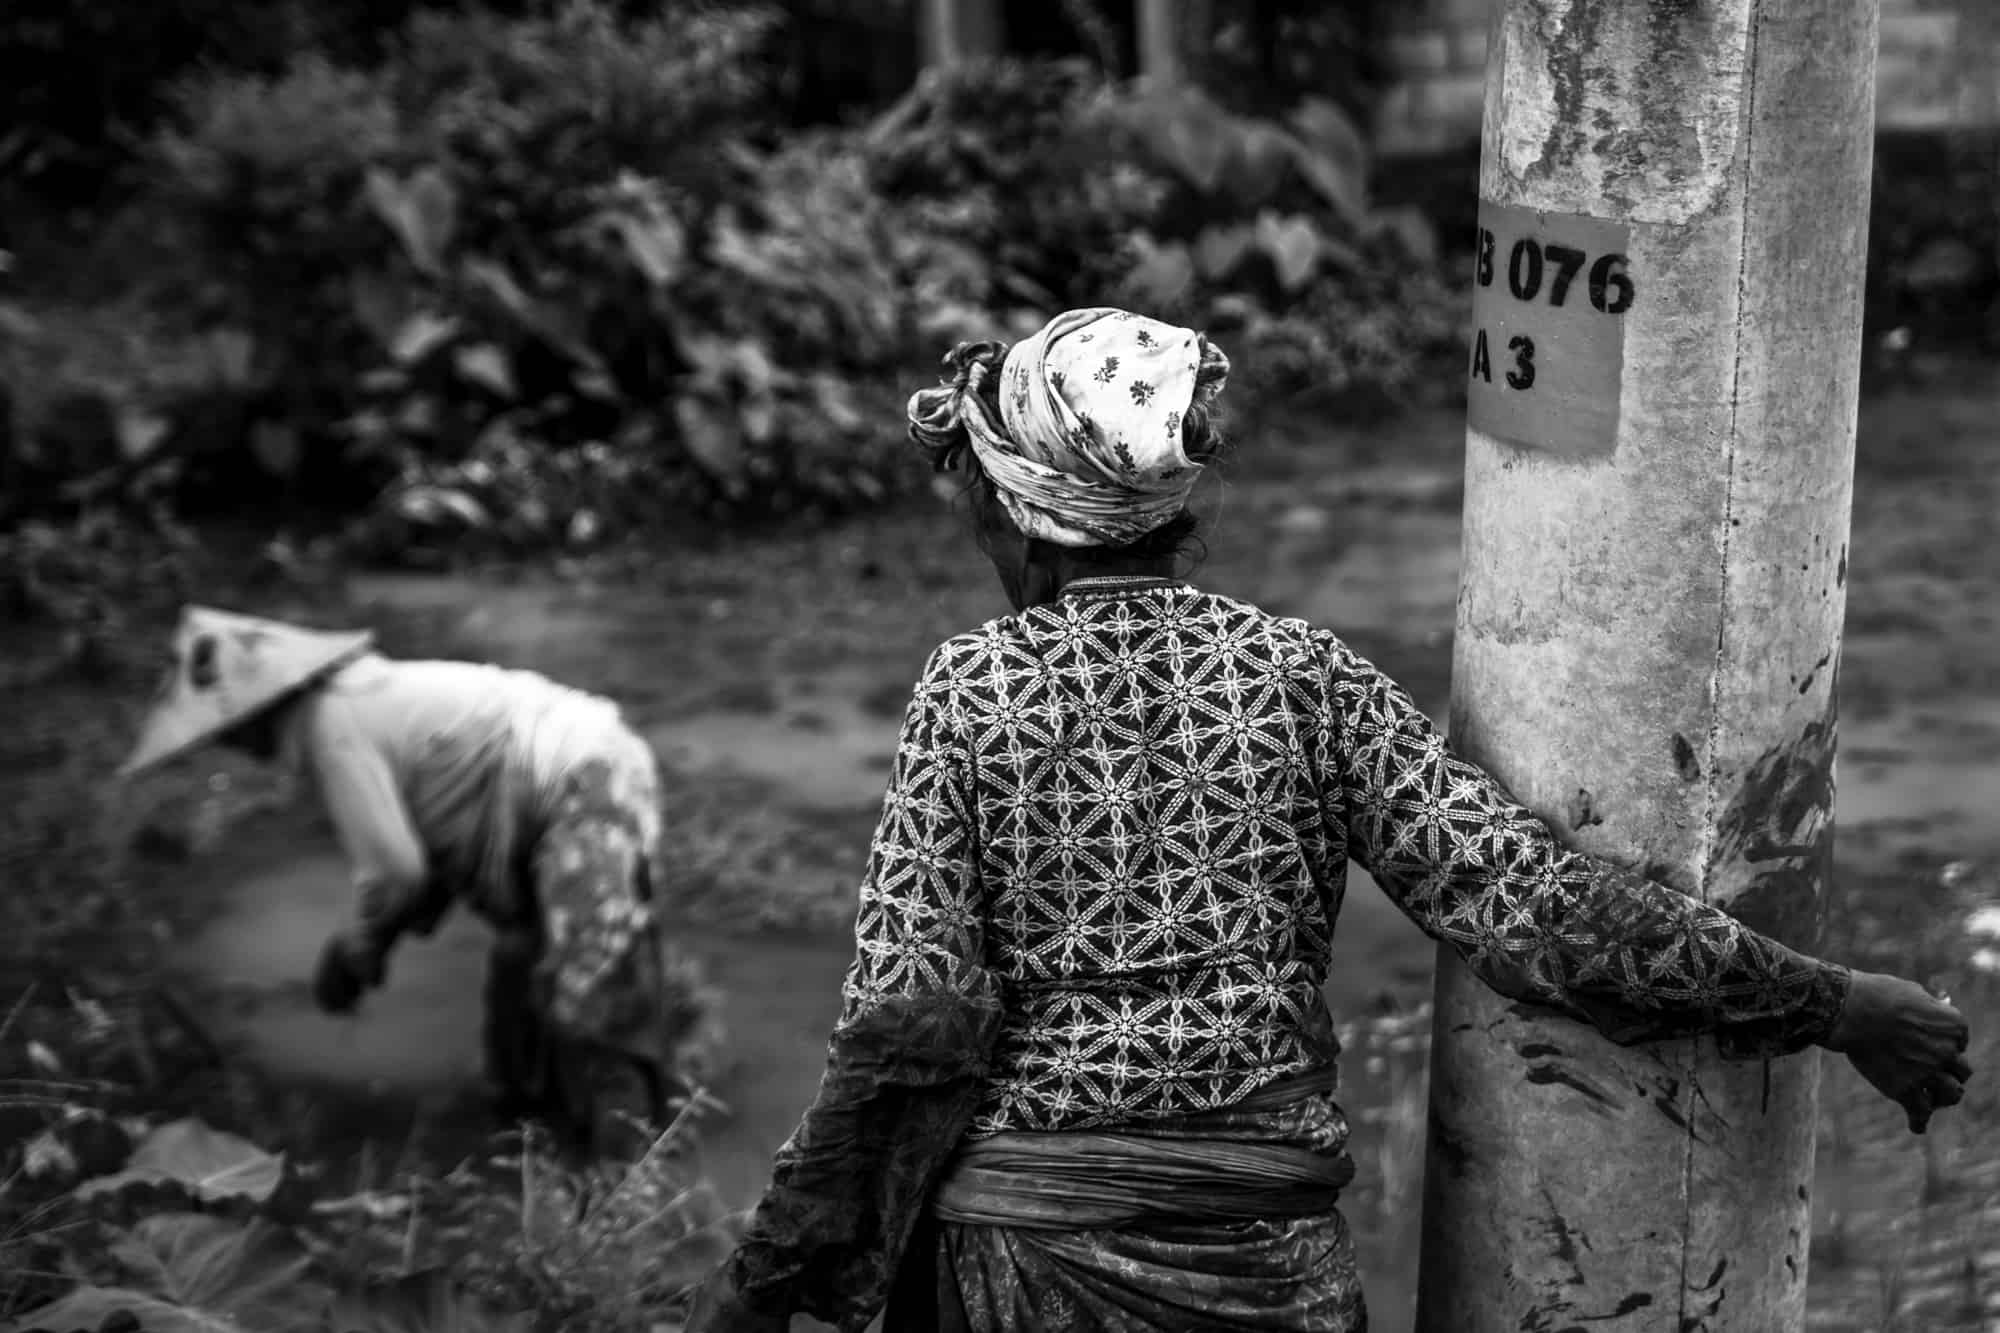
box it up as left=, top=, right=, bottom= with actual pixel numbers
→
left=1310, top=631, right=1848, bottom=1059
left=1313, top=631, right=1970, bottom=1132
left=296, top=694, right=434, bottom=1009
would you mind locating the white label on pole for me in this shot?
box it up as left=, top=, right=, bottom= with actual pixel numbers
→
left=1466, top=200, right=1633, bottom=459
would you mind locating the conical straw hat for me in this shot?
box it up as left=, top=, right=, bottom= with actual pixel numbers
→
left=118, top=605, right=375, bottom=778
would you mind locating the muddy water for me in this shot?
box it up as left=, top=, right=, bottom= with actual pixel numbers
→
left=174, top=838, right=1432, bottom=1170
left=171, top=841, right=859, bottom=1204
left=168, top=677, right=1991, bottom=1327
left=162, top=546, right=1453, bottom=1326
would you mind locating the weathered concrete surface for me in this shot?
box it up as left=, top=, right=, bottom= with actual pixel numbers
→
left=1416, top=2, right=1878, bottom=1330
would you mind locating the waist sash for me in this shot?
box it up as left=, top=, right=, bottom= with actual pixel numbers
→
left=929, top=1071, right=1354, bottom=1230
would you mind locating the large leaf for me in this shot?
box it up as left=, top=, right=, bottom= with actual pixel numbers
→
left=0, top=299, right=42, bottom=342
left=607, top=207, right=686, bottom=288
left=365, top=166, right=459, bottom=277
left=460, top=259, right=601, bottom=371
left=706, top=209, right=785, bottom=287
left=1220, top=121, right=1297, bottom=210
left=1193, top=223, right=1257, bottom=281
left=1142, top=91, right=1235, bottom=194
left=394, top=486, right=490, bottom=530
left=571, top=367, right=621, bottom=403
left=913, top=299, right=1002, bottom=347
left=1119, top=234, right=1196, bottom=308
left=5, top=1214, right=318, bottom=1333
left=390, top=312, right=460, bottom=367
left=453, top=344, right=517, bottom=399
left=20, top=1126, right=77, bottom=1180
left=676, top=333, right=734, bottom=383
left=1369, top=205, right=1441, bottom=267
left=350, top=271, right=415, bottom=350
left=4, top=1283, right=195, bottom=1333
left=113, top=1214, right=312, bottom=1310
left=1255, top=212, right=1325, bottom=294
left=75, top=1118, right=284, bottom=1204
left=738, top=381, right=780, bottom=445
left=809, top=374, right=864, bottom=434
left=672, top=397, right=746, bottom=496
left=728, top=339, right=779, bottom=396
left=1285, top=96, right=1370, bottom=227
left=115, top=405, right=171, bottom=461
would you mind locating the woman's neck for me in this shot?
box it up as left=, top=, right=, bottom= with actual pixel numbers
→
left=1047, top=554, right=1179, bottom=597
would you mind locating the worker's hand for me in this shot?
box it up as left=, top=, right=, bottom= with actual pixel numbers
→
left=1826, top=969, right=1971, bottom=1133
left=312, top=928, right=390, bottom=1015
left=680, top=1260, right=789, bottom=1333
left=392, top=878, right=458, bottom=940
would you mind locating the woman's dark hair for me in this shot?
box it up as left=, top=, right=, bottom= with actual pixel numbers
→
left=906, top=335, right=1233, bottom=566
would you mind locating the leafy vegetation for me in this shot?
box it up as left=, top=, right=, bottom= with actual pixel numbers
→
left=862, top=60, right=1467, bottom=411
left=0, top=976, right=735, bottom=1332
left=1, top=0, right=1473, bottom=570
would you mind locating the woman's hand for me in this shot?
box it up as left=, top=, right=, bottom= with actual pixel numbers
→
left=312, top=928, right=390, bottom=1014
left=1826, top=970, right=1972, bottom=1133
left=680, top=1261, right=789, bottom=1333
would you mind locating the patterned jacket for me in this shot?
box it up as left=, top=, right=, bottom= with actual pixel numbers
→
left=727, top=576, right=1848, bottom=1325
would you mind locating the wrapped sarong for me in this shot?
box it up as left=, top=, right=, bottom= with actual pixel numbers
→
left=485, top=751, right=707, bottom=1149
left=885, top=1070, right=1368, bottom=1333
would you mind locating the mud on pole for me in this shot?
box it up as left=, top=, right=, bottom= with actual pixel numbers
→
left=1415, top=3, right=1879, bottom=1331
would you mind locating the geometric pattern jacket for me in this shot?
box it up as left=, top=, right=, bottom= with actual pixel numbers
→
left=725, top=576, right=1849, bottom=1326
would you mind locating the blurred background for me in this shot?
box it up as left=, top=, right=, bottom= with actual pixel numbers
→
left=1, top=3, right=1995, bottom=1331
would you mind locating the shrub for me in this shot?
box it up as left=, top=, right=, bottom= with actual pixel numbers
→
left=343, top=127, right=919, bottom=554
left=0, top=0, right=340, bottom=200
left=0, top=1095, right=734, bottom=1333
left=35, top=21, right=1471, bottom=558
left=868, top=63, right=1467, bottom=412
left=386, top=1, right=782, bottom=245
left=137, top=56, right=406, bottom=505
left=864, top=58, right=1172, bottom=313
left=127, top=0, right=940, bottom=545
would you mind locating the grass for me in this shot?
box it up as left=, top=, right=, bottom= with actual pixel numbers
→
left=0, top=957, right=737, bottom=1329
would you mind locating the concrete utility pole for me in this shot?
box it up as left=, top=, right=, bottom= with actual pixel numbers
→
left=1417, top=2, right=1879, bottom=1331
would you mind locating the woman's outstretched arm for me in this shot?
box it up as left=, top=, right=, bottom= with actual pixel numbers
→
left=1311, top=633, right=1966, bottom=1125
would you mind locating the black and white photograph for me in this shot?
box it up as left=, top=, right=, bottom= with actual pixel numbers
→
left=1, top=2, right=1995, bottom=1330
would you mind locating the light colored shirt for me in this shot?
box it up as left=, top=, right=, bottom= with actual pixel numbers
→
left=279, top=655, right=655, bottom=934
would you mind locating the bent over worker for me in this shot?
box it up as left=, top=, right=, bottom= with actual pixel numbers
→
left=120, top=606, right=706, bottom=1152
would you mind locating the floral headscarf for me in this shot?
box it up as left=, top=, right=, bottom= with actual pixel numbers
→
left=969, top=308, right=1216, bottom=548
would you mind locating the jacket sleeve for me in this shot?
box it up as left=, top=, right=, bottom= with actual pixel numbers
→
left=295, top=693, right=433, bottom=943
left=1313, top=633, right=1848, bottom=1059
left=722, top=645, right=1005, bottom=1331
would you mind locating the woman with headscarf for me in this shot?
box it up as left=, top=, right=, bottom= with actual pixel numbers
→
left=683, top=309, right=1971, bottom=1331
left=120, top=607, right=707, bottom=1152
